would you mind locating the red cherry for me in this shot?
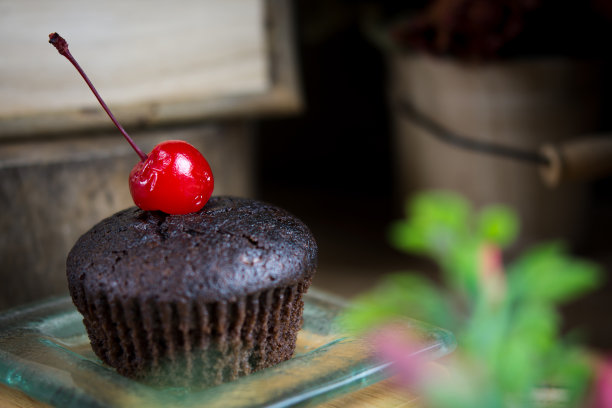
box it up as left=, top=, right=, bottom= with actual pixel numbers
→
left=129, top=140, right=214, bottom=214
left=49, top=33, right=214, bottom=214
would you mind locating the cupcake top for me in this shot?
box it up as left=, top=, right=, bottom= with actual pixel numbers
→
left=66, top=196, right=317, bottom=303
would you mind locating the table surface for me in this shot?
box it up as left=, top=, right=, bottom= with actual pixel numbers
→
left=0, top=380, right=417, bottom=408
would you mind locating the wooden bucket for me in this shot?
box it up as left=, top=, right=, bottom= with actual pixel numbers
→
left=389, top=55, right=602, bottom=249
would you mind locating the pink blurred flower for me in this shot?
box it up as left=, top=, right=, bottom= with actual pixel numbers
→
left=368, top=324, right=434, bottom=390
left=478, top=244, right=506, bottom=306
left=590, top=356, right=612, bottom=408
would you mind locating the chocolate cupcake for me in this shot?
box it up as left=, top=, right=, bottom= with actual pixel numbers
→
left=66, top=196, right=317, bottom=387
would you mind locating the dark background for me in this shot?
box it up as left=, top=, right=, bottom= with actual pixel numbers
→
left=254, top=0, right=612, bottom=351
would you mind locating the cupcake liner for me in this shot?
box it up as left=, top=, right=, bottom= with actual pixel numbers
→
left=75, top=279, right=311, bottom=388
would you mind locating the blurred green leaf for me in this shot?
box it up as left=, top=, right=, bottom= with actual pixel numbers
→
left=496, top=336, right=539, bottom=403
left=342, top=191, right=603, bottom=407
left=545, top=347, right=593, bottom=406
left=388, top=220, right=428, bottom=254
left=426, top=373, right=501, bottom=408
left=510, top=303, right=558, bottom=354
left=476, top=205, right=519, bottom=248
left=389, top=191, right=471, bottom=258
left=493, top=304, right=558, bottom=401
left=508, top=243, right=601, bottom=304
left=442, top=240, right=481, bottom=301
left=340, top=273, right=455, bottom=334
left=408, top=191, right=471, bottom=234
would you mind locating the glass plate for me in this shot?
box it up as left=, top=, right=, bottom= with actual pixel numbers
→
left=0, top=288, right=455, bottom=408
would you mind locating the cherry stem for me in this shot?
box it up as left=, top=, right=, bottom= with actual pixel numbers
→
left=48, top=33, right=147, bottom=161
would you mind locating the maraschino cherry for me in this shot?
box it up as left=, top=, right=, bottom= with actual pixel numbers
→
left=48, top=33, right=213, bottom=214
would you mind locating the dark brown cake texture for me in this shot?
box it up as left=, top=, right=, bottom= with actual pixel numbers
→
left=66, top=196, right=317, bottom=387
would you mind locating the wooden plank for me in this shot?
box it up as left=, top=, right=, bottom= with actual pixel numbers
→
left=318, top=380, right=418, bottom=408
left=0, top=383, right=52, bottom=408
left=0, top=0, right=301, bottom=137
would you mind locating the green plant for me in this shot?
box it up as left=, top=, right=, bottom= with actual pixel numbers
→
left=341, top=191, right=602, bottom=407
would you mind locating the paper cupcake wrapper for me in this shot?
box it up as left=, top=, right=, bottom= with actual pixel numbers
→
left=75, top=279, right=311, bottom=388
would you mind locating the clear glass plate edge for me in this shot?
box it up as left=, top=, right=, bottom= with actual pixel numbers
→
left=0, top=289, right=456, bottom=408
